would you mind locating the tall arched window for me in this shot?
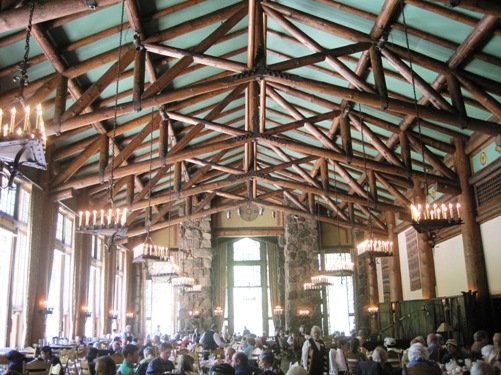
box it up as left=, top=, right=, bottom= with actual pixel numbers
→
left=226, top=238, right=276, bottom=336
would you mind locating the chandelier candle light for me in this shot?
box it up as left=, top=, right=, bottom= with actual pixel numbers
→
left=77, top=208, right=128, bottom=236
left=410, top=202, right=462, bottom=233
left=357, top=239, right=394, bottom=258
left=0, top=1, right=47, bottom=174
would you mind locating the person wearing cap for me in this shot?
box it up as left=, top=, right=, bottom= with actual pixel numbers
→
left=441, top=339, right=467, bottom=365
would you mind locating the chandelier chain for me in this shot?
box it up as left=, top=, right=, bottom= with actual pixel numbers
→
left=358, top=103, right=372, bottom=237
left=401, top=0, right=428, bottom=195
left=17, top=0, right=36, bottom=105
left=109, top=0, right=126, bottom=208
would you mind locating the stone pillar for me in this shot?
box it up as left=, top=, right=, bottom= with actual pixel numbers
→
left=412, top=178, right=436, bottom=299
left=284, top=215, right=321, bottom=331
left=454, top=139, right=490, bottom=324
left=179, top=216, right=213, bottom=332
left=72, top=232, right=91, bottom=338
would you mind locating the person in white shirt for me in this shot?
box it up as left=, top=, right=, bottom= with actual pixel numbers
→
left=329, top=339, right=348, bottom=375
left=301, top=326, right=329, bottom=375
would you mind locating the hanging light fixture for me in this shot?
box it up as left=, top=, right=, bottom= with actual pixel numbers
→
left=171, top=255, right=195, bottom=289
left=328, top=164, right=355, bottom=277
left=132, top=108, right=179, bottom=262
left=357, top=239, right=394, bottom=258
left=0, top=0, right=47, bottom=187
left=355, top=104, right=393, bottom=260
left=399, top=5, right=462, bottom=244
left=214, top=306, right=224, bottom=317
left=76, top=1, right=128, bottom=238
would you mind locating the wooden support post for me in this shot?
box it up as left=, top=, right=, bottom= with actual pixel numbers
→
left=366, top=257, right=379, bottom=336
left=369, top=45, right=388, bottom=109
left=386, top=211, right=402, bottom=301
left=98, top=135, right=109, bottom=184
left=412, top=177, right=437, bottom=299
left=340, top=113, right=353, bottom=164
left=159, top=117, right=168, bottom=166
left=133, top=46, right=146, bottom=112
left=400, top=130, right=411, bottom=172
left=52, top=74, right=68, bottom=135
left=453, top=139, right=491, bottom=319
left=73, top=233, right=91, bottom=338
left=368, top=170, right=377, bottom=204
left=174, top=162, right=181, bottom=195
left=103, top=245, right=116, bottom=334
left=447, top=72, right=467, bottom=129
left=126, top=174, right=134, bottom=207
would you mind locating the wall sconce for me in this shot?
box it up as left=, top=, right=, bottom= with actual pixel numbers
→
left=188, top=309, right=200, bottom=318
left=126, top=312, right=134, bottom=320
left=297, top=308, right=311, bottom=319
left=82, top=306, right=92, bottom=319
left=39, top=300, right=53, bottom=316
left=273, top=305, right=284, bottom=315
left=214, top=306, right=224, bottom=317
left=109, top=310, right=119, bottom=320
left=368, top=305, right=379, bottom=317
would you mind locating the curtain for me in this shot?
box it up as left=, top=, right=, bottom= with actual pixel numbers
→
left=213, top=240, right=227, bottom=324
left=268, top=242, right=281, bottom=328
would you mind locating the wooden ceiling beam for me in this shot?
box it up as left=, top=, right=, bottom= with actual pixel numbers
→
left=56, top=74, right=254, bottom=133
left=0, top=0, right=120, bottom=33
left=144, top=43, right=247, bottom=73
left=265, top=73, right=500, bottom=135
left=267, top=87, right=342, bottom=152
left=142, top=5, right=247, bottom=98
left=264, top=4, right=375, bottom=93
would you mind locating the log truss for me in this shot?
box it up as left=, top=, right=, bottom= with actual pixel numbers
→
left=0, top=0, right=500, bottom=240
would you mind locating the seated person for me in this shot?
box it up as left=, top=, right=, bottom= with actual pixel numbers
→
left=117, top=344, right=139, bottom=375
left=146, top=342, right=174, bottom=375
left=31, top=346, right=63, bottom=375
left=6, top=350, right=26, bottom=374
left=441, top=339, right=467, bottom=366
left=258, top=351, right=276, bottom=375
left=403, top=343, right=441, bottom=375
left=232, top=351, right=261, bottom=375
left=94, top=356, right=116, bottom=375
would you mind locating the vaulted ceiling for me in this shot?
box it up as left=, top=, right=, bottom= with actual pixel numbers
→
left=0, top=0, right=500, bottom=240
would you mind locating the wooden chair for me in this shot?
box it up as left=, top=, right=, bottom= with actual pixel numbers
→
left=23, top=360, right=49, bottom=375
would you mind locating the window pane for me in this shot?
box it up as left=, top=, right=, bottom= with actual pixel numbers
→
left=47, top=251, right=63, bottom=339
left=233, top=265, right=261, bottom=287
left=18, top=188, right=31, bottom=223
left=327, top=276, right=354, bottom=335
left=56, top=213, right=64, bottom=241
left=0, top=228, right=13, bottom=346
left=233, top=287, right=262, bottom=335
left=0, top=184, right=16, bottom=216
left=64, top=216, right=73, bottom=246
left=12, top=232, right=29, bottom=309
left=233, top=238, right=260, bottom=261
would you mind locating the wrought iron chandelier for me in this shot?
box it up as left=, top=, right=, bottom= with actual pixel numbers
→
left=355, top=104, right=393, bottom=260
left=76, top=0, right=128, bottom=238
left=400, top=5, right=462, bottom=243
left=0, top=0, right=47, bottom=188
left=357, top=239, right=394, bottom=258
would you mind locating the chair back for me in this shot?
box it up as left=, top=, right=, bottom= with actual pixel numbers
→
left=23, top=360, right=49, bottom=375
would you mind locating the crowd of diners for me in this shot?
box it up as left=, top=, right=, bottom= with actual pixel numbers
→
left=2, top=324, right=501, bottom=375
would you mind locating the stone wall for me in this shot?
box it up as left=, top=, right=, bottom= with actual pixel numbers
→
left=284, top=214, right=323, bottom=331
left=177, top=217, right=213, bottom=333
